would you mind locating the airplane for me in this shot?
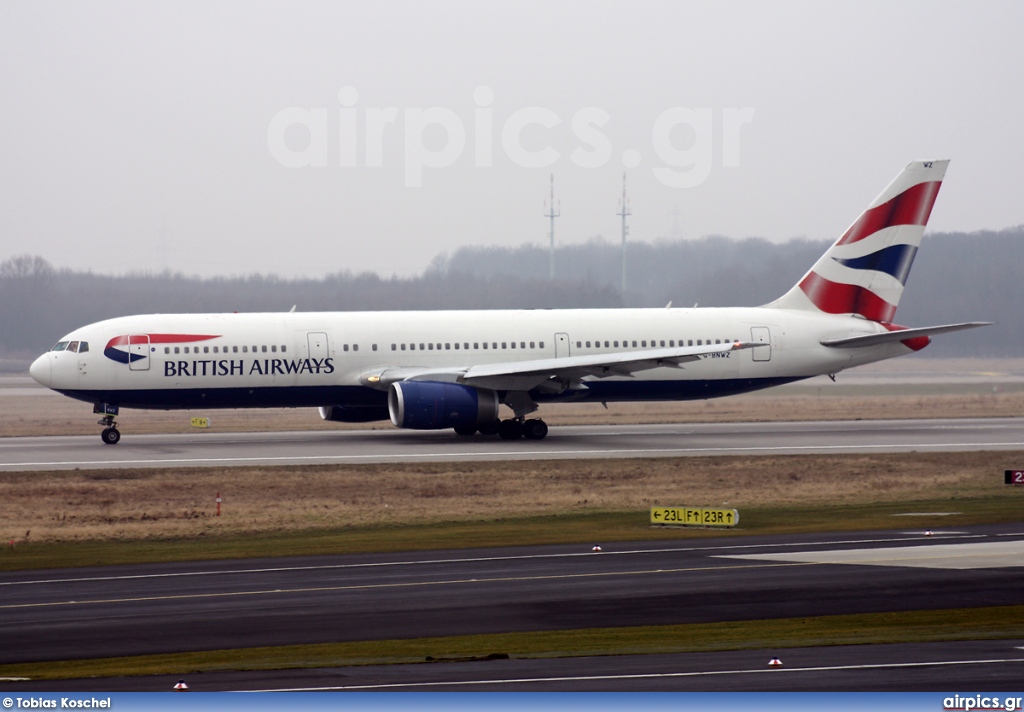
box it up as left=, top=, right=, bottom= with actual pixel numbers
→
left=29, top=159, right=987, bottom=445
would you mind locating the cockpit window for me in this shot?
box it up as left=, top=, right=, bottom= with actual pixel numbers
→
left=50, top=340, right=87, bottom=353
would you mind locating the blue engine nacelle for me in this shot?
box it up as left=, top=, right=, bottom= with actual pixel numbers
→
left=319, top=405, right=391, bottom=423
left=388, top=381, right=500, bottom=430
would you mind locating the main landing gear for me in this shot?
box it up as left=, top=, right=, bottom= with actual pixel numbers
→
left=94, top=403, right=121, bottom=445
left=455, top=418, right=549, bottom=440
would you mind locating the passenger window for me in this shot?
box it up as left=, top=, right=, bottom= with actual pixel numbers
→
left=262, top=345, right=267, bottom=353
left=502, top=342, right=507, bottom=349
left=614, top=341, right=619, bottom=348
left=164, top=347, right=170, bottom=354
left=632, top=341, right=637, bottom=347
left=688, top=340, right=693, bottom=346
left=511, top=342, right=516, bottom=349
left=642, top=341, right=647, bottom=347
left=242, top=346, right=248, bottom=353
left=354, top=344, right=359, bottom=351
left=483, top=343, right=488, bottom=349
left=174, top=347, right=180, bottom=354
left=454, top=343, right=460, bottom=350
left=233, top=346, right=238, bottom=353
left=445, top=343, right=450, bottom=350
left=576, top=341, right=582, bottom=348
left=697, top=340, right=702, bottom=345
left=282, top=345, right=287, bottom=352
left=343, top=344, right=349, bottom=352
left=184, top=347, right=190, bottom=354
left=586, top=341, right=591, bottom=348
left=401, top=344, right=406, bottom=351
left=493, top=342, right=498, bottom=349
left=530, top=342, right=535, bottom=349
left=539, top=341, right=544, bottom=348
left=372, top=344, right=377, bottom=351
left=392, top=344, right=397, bottom=351
left=464, top=343, right=469, bottom=350
left=474, top=343, right=479, bottom=349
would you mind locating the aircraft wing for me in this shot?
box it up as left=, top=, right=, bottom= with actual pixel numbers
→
left=362, top=341, right=761, bottom=392
left=820, top=322, right=991, bottom=348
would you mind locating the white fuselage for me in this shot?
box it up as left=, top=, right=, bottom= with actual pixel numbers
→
left=29, top=307, right=912, bottom=413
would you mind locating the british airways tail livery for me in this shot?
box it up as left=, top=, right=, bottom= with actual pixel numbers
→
left=29, top=160, right=987, bottom=444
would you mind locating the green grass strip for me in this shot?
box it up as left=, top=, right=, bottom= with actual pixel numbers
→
left=3, top=606, right=1023, bottom=681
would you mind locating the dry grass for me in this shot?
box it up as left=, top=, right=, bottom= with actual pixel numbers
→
left=1, top=451, right=1019, bottom=544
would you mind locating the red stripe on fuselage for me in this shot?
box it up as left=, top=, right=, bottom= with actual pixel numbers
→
left=105, top=334, right=220, bottom=348
left=883, top=323, right=931, bottom=351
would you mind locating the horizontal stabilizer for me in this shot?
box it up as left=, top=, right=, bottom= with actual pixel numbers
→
left=820, top=322, right=991, bottom=348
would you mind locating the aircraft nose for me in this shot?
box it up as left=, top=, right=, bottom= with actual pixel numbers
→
left=29, top=353, right=51, bottom=387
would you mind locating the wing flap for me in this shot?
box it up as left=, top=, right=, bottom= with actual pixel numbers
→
left=361, top=341, right=761, bottom=392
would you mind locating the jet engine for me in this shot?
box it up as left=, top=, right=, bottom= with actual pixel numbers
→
left=388, top=381, right=499, bottom=430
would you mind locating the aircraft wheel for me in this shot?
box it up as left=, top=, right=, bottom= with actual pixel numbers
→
left=522, top=419, right=549, bottom=440
left=453, top=424, right=478, bottom=436
left=478, top=420, right=500, bottom=436
left=101, top=427, right=121, bottom=445
left=498, top=419, right=523, bottom=440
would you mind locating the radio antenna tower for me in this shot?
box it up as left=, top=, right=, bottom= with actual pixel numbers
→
left=617, top=172, right=631, bottom=296
left=543, top=173, right=560, bottom=279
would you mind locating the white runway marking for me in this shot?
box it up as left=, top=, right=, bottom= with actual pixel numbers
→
left=4, top=440, right=1024, bottom=469
left=254, top=657, right=1024, bottom=690
left=2, top=534, right=993, bottom=587
left=721, top=540, right=1024, bottom=569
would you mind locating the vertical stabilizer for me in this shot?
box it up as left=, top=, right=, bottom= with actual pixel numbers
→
left=767, top=160, right=948, bottom=322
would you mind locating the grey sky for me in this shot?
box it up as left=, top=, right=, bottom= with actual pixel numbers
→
left=2, top=1, right=1022, bottom=278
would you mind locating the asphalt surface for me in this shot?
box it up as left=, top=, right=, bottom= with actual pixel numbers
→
left=3, top=417, right=1024, bottom=471
left=2, top=525, right=1023, bottom=691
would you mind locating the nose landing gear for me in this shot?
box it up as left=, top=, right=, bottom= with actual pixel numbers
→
left=100, top=423, right=121, bottom=445
left=94, top=403, right=121, bottom=445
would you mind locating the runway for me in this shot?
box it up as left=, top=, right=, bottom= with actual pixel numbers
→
left=2, top=525, right=1023, bottom=690
left=3, top=417, right=1024, bottom=471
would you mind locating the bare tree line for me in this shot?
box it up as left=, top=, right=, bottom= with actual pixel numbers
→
left=1, top=227, right=1017, bottom=365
